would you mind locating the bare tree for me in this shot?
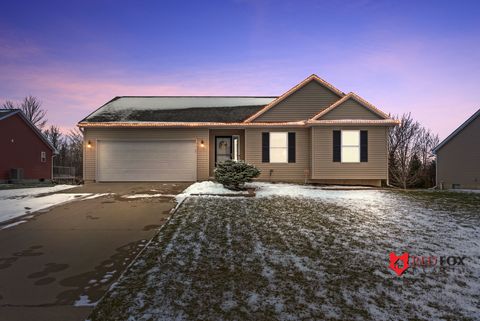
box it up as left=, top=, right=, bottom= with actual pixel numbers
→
left=67, top=128, right=83, bottom=178
left=20, top=96, right=47, bottom=129
left=3, top=94, right=84, bottom=181
left=44, top=125, right=63, bottom=150
left=388, top=113, right=439, bottom=189
left=68, top=127, right=83, bottom=143
left=2, top=95, right=47, bottom=129
left=1, top=100, right=16, bottom=109
left=388, top=113, right=422, bottom=189
left=43, top=127, right=84, bottom=180
left=417, top=128, right=439, bottom=187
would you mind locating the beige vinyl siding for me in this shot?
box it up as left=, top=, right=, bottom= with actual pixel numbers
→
left=83, top=128, right=209, bottom=181
left=245, top=128, right=310, bottom=182
left=254, top=81, right=341, bottom=122
left=321, top=99, right=383, bottom=120
left=436, top=115, right=480, bottom=189
left=311, top=126, right=388, bottom=180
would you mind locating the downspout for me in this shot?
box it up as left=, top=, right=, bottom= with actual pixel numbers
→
left=430, top=152, right=438, bottom=190
left=51, top=153, right=57, bottom=182
left=385, top=126, right=395, bottom=188
left=386, top=129, right=390, bottom=187
left=79, top=126, right=86, bottom=183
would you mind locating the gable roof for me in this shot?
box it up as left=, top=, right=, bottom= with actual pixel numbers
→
left=433, top=108, right=480, bottom=153
left=0, top=109, right=56, bottom=151
left=310, top=92, right=390, bottom=120
left=244, top=74, right=345, bottom=122
left=80, top=96, right=276, bottom=123
left=78, top=74, right=397, bottom=128
left=0, top=109, right=19, bottom=120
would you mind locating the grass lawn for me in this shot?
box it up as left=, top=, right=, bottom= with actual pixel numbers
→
left=90, top=188, right=480, bottom=321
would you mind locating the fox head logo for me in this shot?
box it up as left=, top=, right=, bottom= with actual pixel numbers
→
left=389, top=252, right=409, bottom=276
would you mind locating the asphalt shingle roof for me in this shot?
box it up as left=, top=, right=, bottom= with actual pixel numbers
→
left=0, top=109, right=18, bottom=121
left=82, top=97, right=277, bottom=123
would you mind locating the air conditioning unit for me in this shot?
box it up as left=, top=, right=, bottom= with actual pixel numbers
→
left=10, top=168, right=24, bottom=181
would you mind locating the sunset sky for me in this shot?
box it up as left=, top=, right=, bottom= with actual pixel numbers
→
left=1, top=0, right=479, bottom=138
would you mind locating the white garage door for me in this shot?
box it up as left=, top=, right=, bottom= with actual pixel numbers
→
left=97, top=140, right=197, bottom=181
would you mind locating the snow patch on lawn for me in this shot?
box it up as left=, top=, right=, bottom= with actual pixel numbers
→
left=175, top=181, right=247, bottom=203
left=175, top=181, right=377, bottom=204
left=0, top=193, right=91, bottom=223
left=0, top=185, right=76, bottom=199
left=452, top=189, right=480, bottom=194
left=0, top=186, right=111, bottom=224
left=251, top=182, right=375, bottom=200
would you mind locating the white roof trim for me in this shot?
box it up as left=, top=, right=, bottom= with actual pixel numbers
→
left=244, top=74, right=345, bottom=122
left=307, top=119, right=399, bottom=126
left=310, top=92, right=390, bottom=120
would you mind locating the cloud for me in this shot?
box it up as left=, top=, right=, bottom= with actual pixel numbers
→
left=0, top=61, right=289, bottom=131
left=1, top=28, right=479, bottom=138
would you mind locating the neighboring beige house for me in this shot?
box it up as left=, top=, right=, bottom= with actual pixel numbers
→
left=78, top=74, right=398, bottom=186
left=433, top=109, right=480, bottom=189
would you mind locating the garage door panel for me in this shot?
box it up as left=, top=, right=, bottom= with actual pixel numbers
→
left=97, top=140, right=197, bottom=181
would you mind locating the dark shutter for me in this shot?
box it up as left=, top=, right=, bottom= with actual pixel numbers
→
left=360, top=130, right=368, bottom=162
left=288, top=132, right=296, bottom=163
left=262, top=132, right=270, bottom=163
left=333, top=130, right=341, bottom=162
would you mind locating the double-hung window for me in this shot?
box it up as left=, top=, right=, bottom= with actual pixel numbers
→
left=40, top=151, right=46, bottom=163
left=262, top=132, right=296, bottom=163
left=269, top=132, right=288, bottom=163
left=341, top=130, right=360, bottom=163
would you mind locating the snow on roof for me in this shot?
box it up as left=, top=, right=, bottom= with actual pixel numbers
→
left=98, top=96, right=277, bottom=111
left=82, top=96, right=277, bottom=123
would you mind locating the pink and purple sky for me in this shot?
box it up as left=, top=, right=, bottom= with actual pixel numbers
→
left=1, top=0, right=479, bottom=138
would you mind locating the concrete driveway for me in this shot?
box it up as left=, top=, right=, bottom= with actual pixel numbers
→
left=0, top=182, right=191, bottom=321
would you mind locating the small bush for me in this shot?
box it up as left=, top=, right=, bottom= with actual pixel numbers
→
left=214, top=160, right=261, bottom=190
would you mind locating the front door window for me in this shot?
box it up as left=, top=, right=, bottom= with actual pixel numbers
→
left=215, top=136, right=232, bottom=165
left=232, top=135, right=240, bottom=161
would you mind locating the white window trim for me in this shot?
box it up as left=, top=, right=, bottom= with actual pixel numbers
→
left=341, top=130, right=360, bottom=163
left=269, top=132, right=288, bottom=163
left=232, top=135, right=241, bottom=161
left=40, top=151, right=47, bottom=163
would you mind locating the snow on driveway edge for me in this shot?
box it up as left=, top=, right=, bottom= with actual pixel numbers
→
left=0, top=185, right=77, bottom=199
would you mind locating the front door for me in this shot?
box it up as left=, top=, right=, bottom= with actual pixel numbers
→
left=215, top=136, right=232, bottom=165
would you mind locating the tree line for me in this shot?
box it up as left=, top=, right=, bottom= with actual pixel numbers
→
left=388, top=113, right=439, bottom=189
left=2, top=96, right=83, bottom=180
left=3, top=96, right=439, bottom=188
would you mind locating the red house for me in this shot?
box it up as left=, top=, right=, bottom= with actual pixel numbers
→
left=0, top=109, right=55, bottom=182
